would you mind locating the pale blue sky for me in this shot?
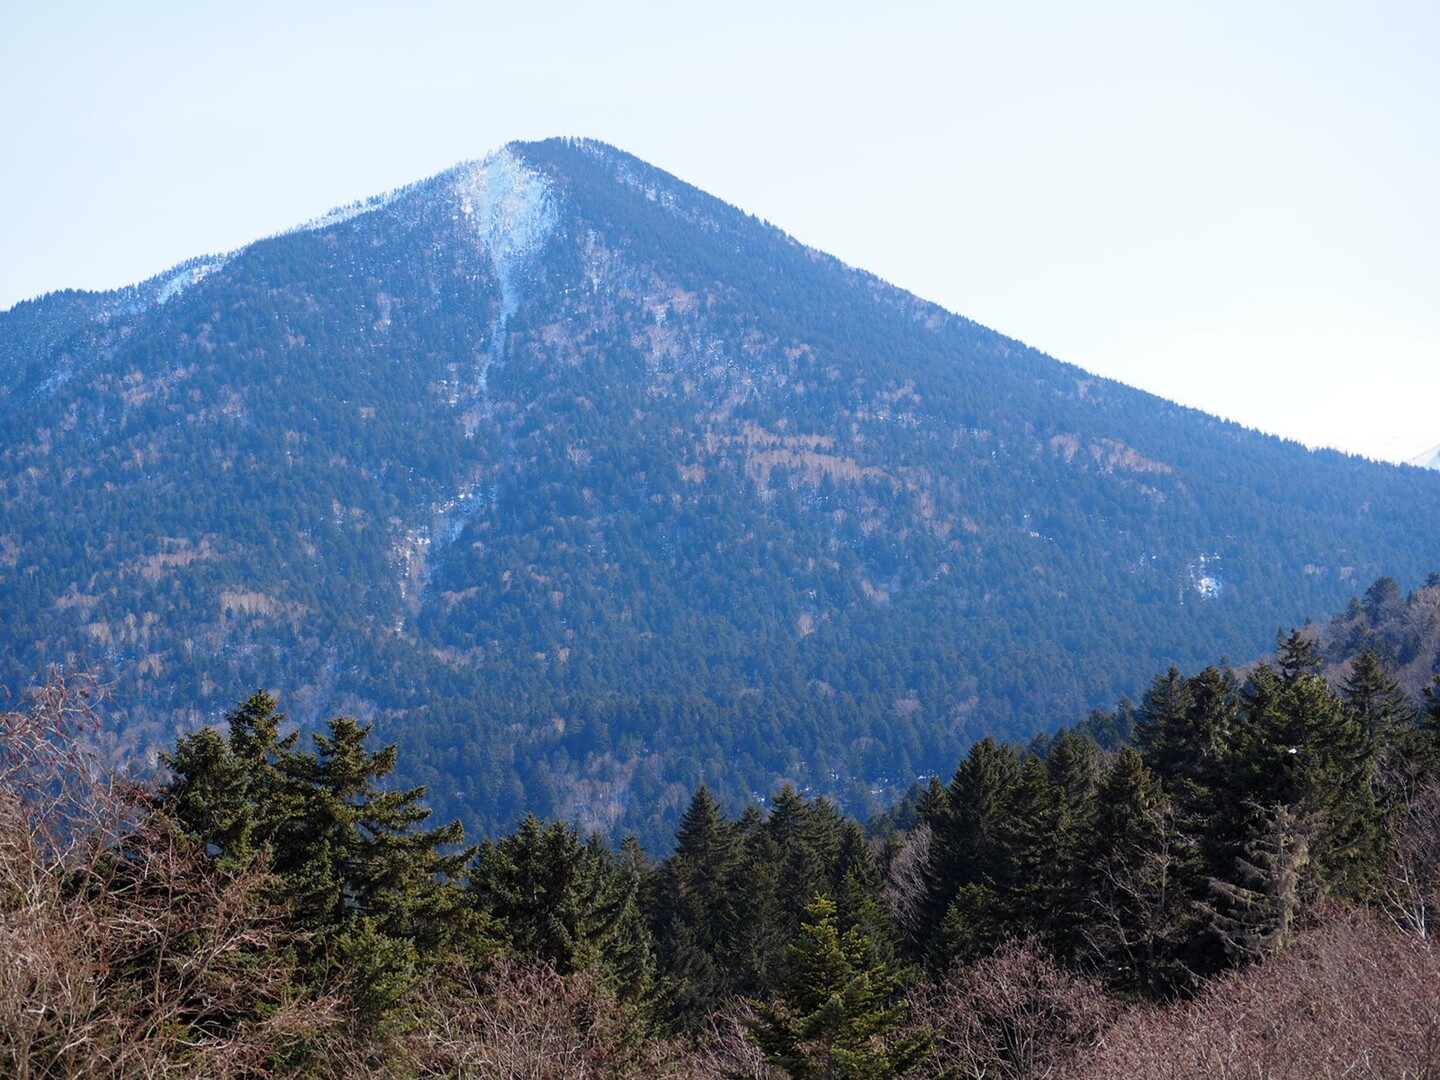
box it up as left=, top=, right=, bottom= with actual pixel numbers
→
left=2, top=1, right=1436, bottom=462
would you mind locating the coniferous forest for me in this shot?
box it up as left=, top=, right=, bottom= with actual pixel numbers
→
left=5, top=607, right=1440, bottom=1078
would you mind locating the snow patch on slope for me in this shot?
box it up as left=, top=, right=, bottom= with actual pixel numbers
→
left=451, top=147, right=558, bottom=324
left=297, top=188, right=401, bottom=232
left=152, top=258, right=228, bottom=305
left=393, top=147, right=561, bottom=594
left=1188, top=554, right=1223, bottom=600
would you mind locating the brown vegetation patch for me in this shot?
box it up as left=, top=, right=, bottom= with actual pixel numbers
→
left=1051, top=433, right=1173, bottom=475
left=219, top=589, right=307, bottom=623
left=1076, top=912, right=1440, bottom=1080
left=439, top=587, right=481, bottom=612
left=1090, top=437, right=1172, bottom=475
left=127, top=536, right=220, bottom=584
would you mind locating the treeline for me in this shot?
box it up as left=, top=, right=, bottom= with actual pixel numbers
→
left=4, top=636, right=1440, bottom=1077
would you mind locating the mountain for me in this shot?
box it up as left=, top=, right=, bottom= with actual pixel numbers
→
left=3, top=138, right=1438, bottom=845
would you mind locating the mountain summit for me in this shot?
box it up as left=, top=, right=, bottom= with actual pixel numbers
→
left=3, top=139, right=1437, bottom=843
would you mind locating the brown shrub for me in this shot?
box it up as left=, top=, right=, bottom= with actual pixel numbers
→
left=911, top=938, right=1118, bottom=1080
left=0, top=673, right=340, bottom=1079
left=399, top=958, right=739, bottom=1079
left=1077, top=909, right=1440, bottom=1080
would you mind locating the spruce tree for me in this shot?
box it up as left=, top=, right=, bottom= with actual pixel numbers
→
left=1413, top=676, right=1440, bottom=776
left=1137, top=665, right=1237, bottom=847
left=1085, top=749, right=1194, bottom=996
left=160, top=689, right=299, bottom=867
left=160, top=693, right=479, bottom=1030
left=470, top=814, right=655, bottom=1001
left=918, top=737, right=1019, bottom=961
left=1343, top=649, right=1416, bottom=753
left=1204, top=803, right=1318, bottom=961
left=648, top=786, right=741, bottom=1028
left=733, top=802, right=791, bottom=996
left=273, top=716, right=472, bottom=947
left=746, top=895, right=926, bottom=1080
left=989, top=737, right=1101, bottom=961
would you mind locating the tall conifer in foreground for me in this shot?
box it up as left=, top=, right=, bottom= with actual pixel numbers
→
left=746, top=895, right=926, bottom=1080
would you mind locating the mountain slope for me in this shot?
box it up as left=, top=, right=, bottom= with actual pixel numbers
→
left=3, top=138, right=1438, bottom=844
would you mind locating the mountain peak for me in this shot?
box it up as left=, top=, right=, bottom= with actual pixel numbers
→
left=449, top=148, right=559, bottom=298
left=2, top=141, right=1437, bottom=846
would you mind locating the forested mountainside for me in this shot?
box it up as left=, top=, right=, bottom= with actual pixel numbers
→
left=3, top=137, right=1438, bottom=844
left=1319, top=573, right=1440, bottom=693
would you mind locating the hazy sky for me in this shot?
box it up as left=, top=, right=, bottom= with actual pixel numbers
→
left=3, top=1, right=1436, bottom=463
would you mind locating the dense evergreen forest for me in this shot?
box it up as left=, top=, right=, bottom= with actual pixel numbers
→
left=4, top=138, right=1440, bottom=851
left=6, top=608, right=1440, bottom=1077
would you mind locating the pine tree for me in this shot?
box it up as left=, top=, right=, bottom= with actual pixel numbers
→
left=648, top=786, right=741, bottom=1028
left=470, top=814, right=655, bottom=1001
left=832, top=823, right=894, bottom=963
left=919, top=737, right=1020, bottom=961
left=1084, top=749, right=1195, bottom=996
left=160, top=725, right=252, bottom=864
left=746, top=895, right=926, bottom=1080
left=159, top=693, right=480, bottom=1030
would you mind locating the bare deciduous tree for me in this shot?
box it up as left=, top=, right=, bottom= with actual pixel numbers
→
left=1078, top=910, right=1440, bottom=1080
left=401, top=958, right=718, bottom=1079
left=883, top=822, right=932, bottom=948
left=0, top=673, right=341, bottom=1079
left=910, top=938, right=1116, bottom=1080
left=1386, top=774, right=1440, bottom=939
left=1081, top=797, right=1195, bottom=997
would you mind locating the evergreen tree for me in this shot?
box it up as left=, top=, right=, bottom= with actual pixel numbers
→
left=160, top=725, right=253, bottom=865
left=989, top=737, right=1100, bottom=961
left=919, top=737, right=1020, bottom=961
left=274, top=715, right=472, bottom=945
left=470, top=814, right=654, bottom=1001
left=160, top=693, right=480, bottom=1030
left=1413, top=676, right=1440, bottom=776
left=831, top=823, right=894, bottom=963
left=1084, top=749, right=1195, bottom=996
left=1343, top=649, right=1416, bottom=754
left=732, top=803, right=791, bottom=996
left=1204, top=803, right=1318, bottom=961
left=648, top=786, right=741, bottom=1028
left=1237, top=638, right=1381, bottom=899
left=768, top=786, right=847, bottom=927
left=160, top=689, right=299, bottom=867
left=1137, top=665, right=1237, bottom=850
left=746, top=895, right=926, bottom=1080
